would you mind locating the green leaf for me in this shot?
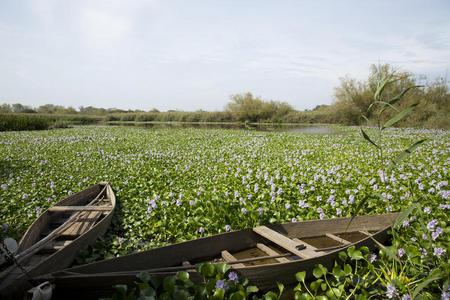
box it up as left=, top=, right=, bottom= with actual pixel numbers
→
left=211, top=288, right=225, bottom=300
left=176, top=271, right=189, bottom=282
left=313, top=265, right=326, bottom=279
left=310, top=279, right=323, bottom=293
left=316, top=296, right=329, bottom=300
left=343, top=264, right=352, bottom=275
left=246, top=286, right=259, bottom=294
left=332, top=266, right=345, bottom=279
left=136, top=272, right=151, bottom=284
left=370, top=237, right=400, bottom=263
left=277, top=282, right=284, bottom=296
left=214, top=263, right=231, bottom=275
left=388, top=139, right=427, bottom=170
left=296, top=271, right=306, bottom=282
left=198, top=262, right=215, bottom=277
left=360, top=127, right=379, bottom=149
left=263, top=291, right=278, bottom=300
left=380, top=85, right=422, bottom=114
left=382, top=102, right=419, bottom=129
left=295, top=292, right=312, bottom=300
left=113, top=284, right=128, bottom=296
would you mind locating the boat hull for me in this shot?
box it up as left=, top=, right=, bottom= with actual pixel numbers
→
left=41, top=213, right=397, bottom=299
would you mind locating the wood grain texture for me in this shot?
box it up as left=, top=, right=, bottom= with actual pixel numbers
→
left=256, top=243, right=290, bottom=263
left=253, top=226, right=320, bottom=259
left=221, top=250, right=245, bottom=268
left=48, top=206, right=112, bottom=212
left=325, top=233, right=351, bottom=245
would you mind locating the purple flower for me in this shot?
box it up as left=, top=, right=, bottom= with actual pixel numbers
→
left=257, top=207, right=263, bottom=216
left=189, top=200, right=195, bottom=205
left=22, top=194, right=28, bottom=199
left=424, top=206, right=431, bottom=214
left=319, top=212, right=325, bottom=220
left=68, top=190, right=72, bottom=195
left=386, top=284, right=399, bottom=298
left=336, top=208, right=342, bottom=216
left=199, top=227, right=205, bottom=233
left=402, top=294, right=411, bottom=300
left=234, top=190, right=239, bottom=198
left=285, top=203, right=290, bottom=210
left=402, top=220, right=409, bottom=227
left=228, top=272, right=239, bottom=283
left=433, top=247, right=445, bottom=258
left=369, top=253, right=377, bottom=263
left=176, top=199, right=182, bottom=206
left=292, top=217, right=297, bottom=222
left=225, top=225, right=231, bottom=232
left=2, top=223, right=7, bottom=230
left=317, top=207, right=323, bottom=213
left=420, top=248, right=427, bottom=256
left=427, top=219, right=438, bottom=231
left=241, top=208, right=247, bottom=215
left=422, top=233, right=428, bottom=240
left=398, top=248, right=406, bottom=258
left=1, top=184, right=6, bottom=190
left=277, top=187, right=283, bottom=195
left=118, top=237, right=124, bottom=244
left=215, top=280, right=225, bottom=289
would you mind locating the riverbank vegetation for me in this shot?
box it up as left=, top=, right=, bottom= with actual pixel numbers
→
left=1, top=64, right=448, bottom=131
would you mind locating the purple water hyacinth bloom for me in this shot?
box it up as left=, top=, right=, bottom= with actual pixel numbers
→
left=189, top=200, right=195, bottom=205
left=292, top=217, right=297, bottom=222
left=398, top=248, right=406, bottom=258
left=410, top=237, right=416, bottom=242
left=316, top=196, right=322, bottom=201
left=424, top=206, right=431, bottom=214
left=420, top=248, right=427, bottom=255
left=199, top=227, right=205, bottom=233
left=228, top=272, right=239, bottom=283
left=68, top=191, right=72, bottom=195
left=427, top=219, right=438, bottom=231
left=402, top=294, right=411, bottom=300
left=257, top=207, right=263, bottom=216
left=386, top=284, right=399, bottom=298
left=369, top=253, right=377, bottom=263
left=422, top=233, right=428, bottom=240
left=432, top=228, right=443, bottom=240
left=317, top=207, right=323, bottom=213
left=241, top=208, right=247, bottom=215
left=336, top=208, right=342, bottom=216
left=319, top=212, right=325, bottom=220
left=442, top=291, right=450, bottom=300
left=215, top=280, right=225, bottom=289
left=433, top=247, right=445, bottom=258
left=1, top=184, right=6, bottom=190
left=277, top=187, right=283, bottom=195
left=2, top=223, right=7, bottom=230
left=285, top=203, right=290, bottom=210
left=225, top=225, right=231, bottom=232
left=22, top=194, right=28, bottom=199
left=176, top=199, right=182, bottom=206
left=349, top=194, right=354, bottom=204
left=118, top=237, right=124, bottom=244
left=402, top=220, right=410, bottom=227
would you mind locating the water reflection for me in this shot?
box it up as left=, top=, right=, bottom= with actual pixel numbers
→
left=107, top=122, right=341, bottom=134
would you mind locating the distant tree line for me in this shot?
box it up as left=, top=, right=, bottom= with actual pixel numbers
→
left=1, top=64, right=448, bottom=129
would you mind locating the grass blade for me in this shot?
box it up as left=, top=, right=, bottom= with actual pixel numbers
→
left=380, top=85, right=422, bottom=114
left=360, top=128, right=379, bottom=149
left=393, top=202, right=419, bottom=228
left=388, top=139, right=427, bottom=170
left=382, top=102, right=419, bottom=130
left=412, top=269, right=444, bottom=298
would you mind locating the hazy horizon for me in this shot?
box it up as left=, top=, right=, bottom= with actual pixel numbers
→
left=1, top=0, right=449, bottom=112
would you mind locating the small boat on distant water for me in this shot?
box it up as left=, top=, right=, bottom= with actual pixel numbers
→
left=0, top=182, right=116, bottom=299
left=40, top=213, right=398, bottom=300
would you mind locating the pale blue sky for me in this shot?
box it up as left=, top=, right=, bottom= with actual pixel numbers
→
left=0, top=0, right=449, bottom=111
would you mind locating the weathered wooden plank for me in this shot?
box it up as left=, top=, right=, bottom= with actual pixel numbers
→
left=325, top=233, right=351, bottom=245
left=48, top=206, right=112, bottom=212
left=59, top=211, right=103, bottom=238
left=221, top=250, right=245, bottom=268
left=253, top=226, right=319, bottom=259
left=256, top=243, right=290, bottom=263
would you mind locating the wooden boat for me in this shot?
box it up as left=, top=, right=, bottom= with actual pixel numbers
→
left=39, top=213, right=397, bottom=299
left=0, top=182, right=116, bottom=299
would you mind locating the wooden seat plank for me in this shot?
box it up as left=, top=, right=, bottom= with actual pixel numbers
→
left=59, top=211, right=103, bottom=238
left=221, top=250, right=245, bottom=268
left=325, top=233, right=351, bottom=245
left=48, top=206, right=112, bottom=212
left=256, top=243, right=290, bottom=263
left=253, top=226, right=320, bottom=259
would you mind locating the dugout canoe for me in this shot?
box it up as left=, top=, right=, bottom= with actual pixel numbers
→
left=40, top=213, right=398, bottom=299
left=0, top=182, right=116, bottom=299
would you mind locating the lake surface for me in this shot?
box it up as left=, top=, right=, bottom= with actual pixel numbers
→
left=107, top=122, right=342, bottom=134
